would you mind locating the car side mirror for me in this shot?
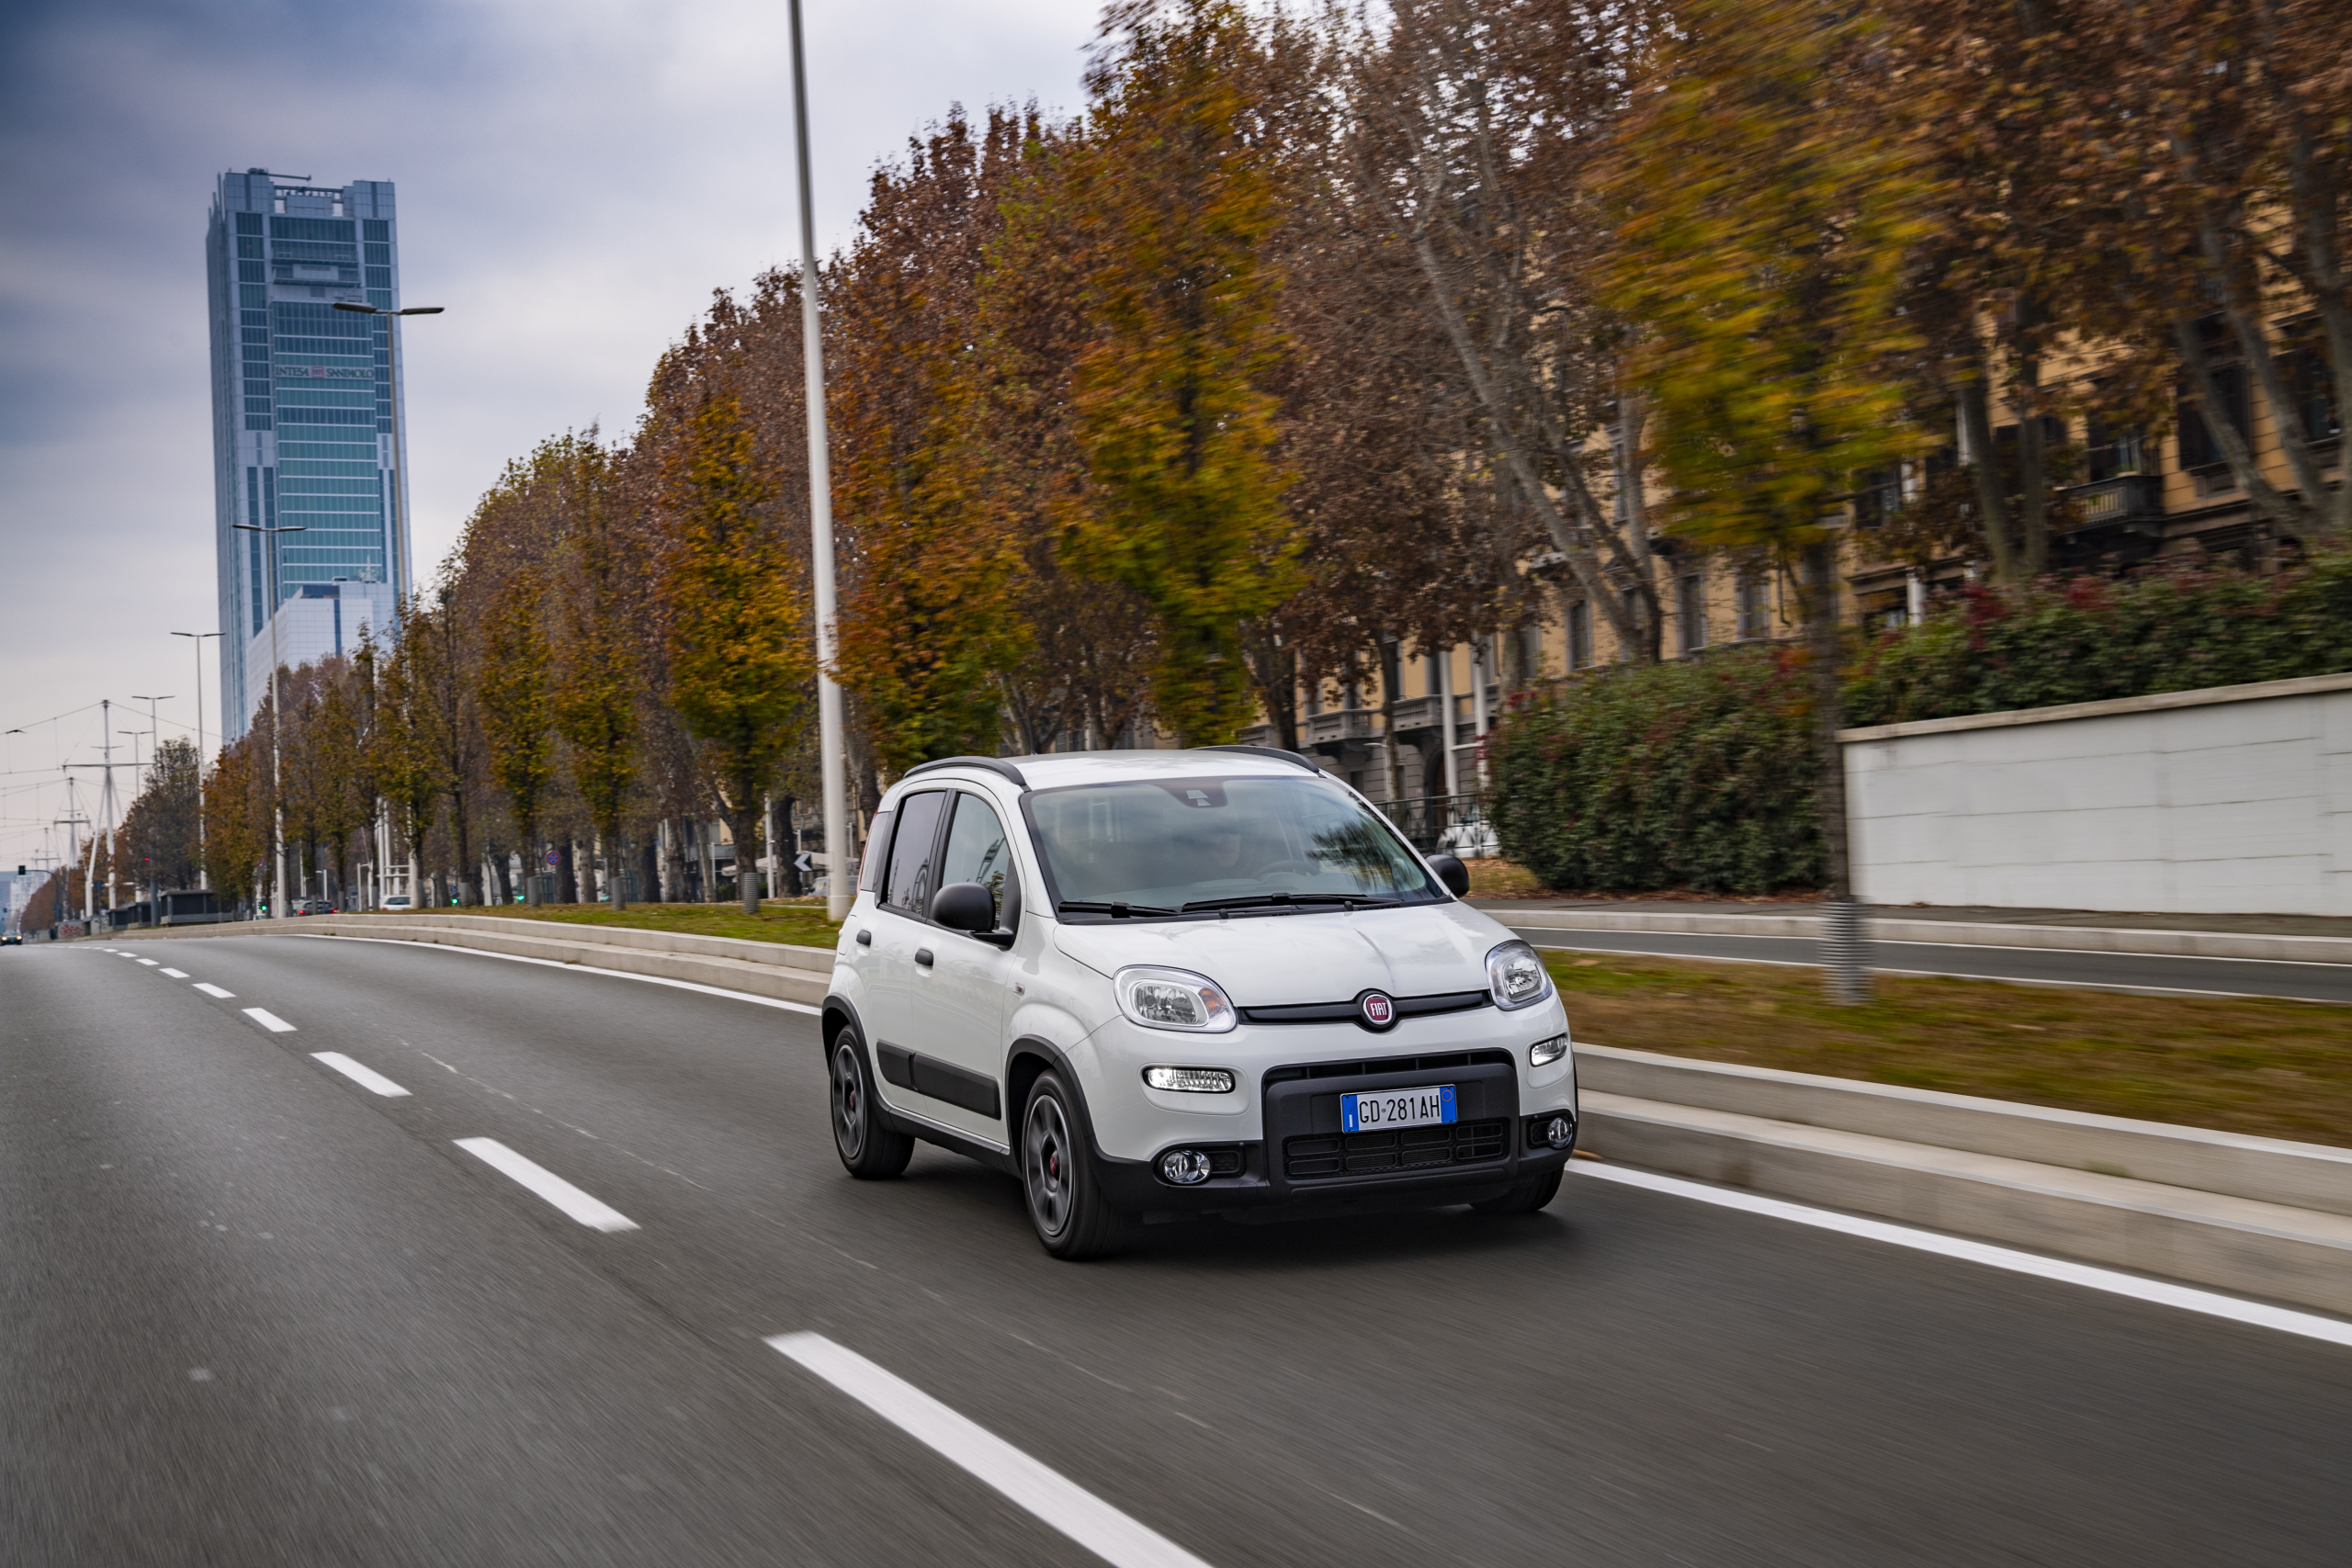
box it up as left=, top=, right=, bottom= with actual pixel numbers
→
left=1428, top=853, right=1472, bottom=897
left=930, top=881, right=997, bottom=934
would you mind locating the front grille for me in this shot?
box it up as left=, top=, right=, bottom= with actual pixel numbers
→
left=1264, top=1048, right=1512, bottom=1086
left=1242, top=990, right=1490, bottom=1026
left=1284, top=1119, right=1509, bottom=1179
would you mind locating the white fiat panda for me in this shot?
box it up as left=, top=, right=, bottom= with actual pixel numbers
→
left=821, top=746, right=1578, bottom=1258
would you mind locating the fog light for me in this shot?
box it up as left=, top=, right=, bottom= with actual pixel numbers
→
left=1529, top=1033, right=1568, bottom=1067
left=1143, top=1066, right=1236, bottom=1093
left=1159, top=1148, right=1213, bottom=1185
left=1541, top=1114, right=1575, bottom=1150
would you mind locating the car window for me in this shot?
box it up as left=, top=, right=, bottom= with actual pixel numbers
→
left=938, top=793, right=1014, bottom=922
left=857, top=811, right=894, bottom=894
left=880, top=791, right=948, bottom=914
left=1028, top=773, right=1442, bottom=918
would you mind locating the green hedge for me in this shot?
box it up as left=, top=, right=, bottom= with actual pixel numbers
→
left=1487, top=646, right=1825, bottom=895
left=1845, top=549, right=2352, bottom=728
left=1487, top=550, right=2352, bottom=894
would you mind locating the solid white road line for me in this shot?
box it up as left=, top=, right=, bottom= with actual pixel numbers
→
left=243, top=1007, right=296, bottom=1032
left=160, top=967, right=188, bottom=978
left=311, top=1052, right=410, bottom=1097
left=192, top=983, right=235, bottom=998
left=769, top=1334, right=1214, bottom=1568
left=291, top=933, right=822, bottom=1015
left=453, top=1138, right=639, bottom=1232
left=1573, top=1163, right=2352, bottom=1349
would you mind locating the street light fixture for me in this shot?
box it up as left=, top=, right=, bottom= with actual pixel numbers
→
left=232, top=519, right=306, bottom=918
left=171, top=631, right=222, bottom=888
left=332, top=300, right=441, bottom=599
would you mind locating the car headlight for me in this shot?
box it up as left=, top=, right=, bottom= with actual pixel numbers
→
left=1529, top=1032, right=1569, bottom=1067
left=1115, top=966, right=1238, bottom=1033
left=1487, top=940, right=1551, bottom=1010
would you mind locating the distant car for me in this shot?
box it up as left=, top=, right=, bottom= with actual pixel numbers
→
left=379, top=895, right=413, bottom=911
left=1, top=932, right=20, bottom=945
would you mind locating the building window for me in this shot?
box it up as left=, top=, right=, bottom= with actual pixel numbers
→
left=2278, top=334, right=2342, bottom=444
left=2085, top=416, right=2146, bottom=482
left=1850, top=467, right=1902, bottom=527
left=1566, top=601, right=1592, bottom=670
left=1678, top=570, right=1708, bottom=653
left=2177, top=365, right=2249, bottom=468
left=1736, top=571, right=1770, bottom=639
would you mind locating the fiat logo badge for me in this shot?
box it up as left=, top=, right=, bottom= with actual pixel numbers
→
left=1358, top=990, right=1396, bottom=1031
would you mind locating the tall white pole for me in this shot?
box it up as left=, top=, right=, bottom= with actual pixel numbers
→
left=789, top=0, right=852, bottom=921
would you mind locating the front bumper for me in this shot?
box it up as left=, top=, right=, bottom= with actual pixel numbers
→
left=1096, top=1052, right=1577, bottom=1217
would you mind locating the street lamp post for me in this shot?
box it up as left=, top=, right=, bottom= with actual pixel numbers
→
left=232, top=519, right=307, bottom=918
left=332, top=300, right=442, bottom=602
left=172, top=630, right=222, bottom=888
left=787, top=0, right=852, bottom=920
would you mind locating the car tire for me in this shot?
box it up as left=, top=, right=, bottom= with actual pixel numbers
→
left=1019, top=1071, right=1126, bottom=1260
left=1471, top=1168, right=1563, bottom=1215
left=829, top=1025, right=913, bottom=1179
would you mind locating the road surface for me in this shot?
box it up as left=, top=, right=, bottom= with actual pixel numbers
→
left=6, top=933, right=2346, bottom=1566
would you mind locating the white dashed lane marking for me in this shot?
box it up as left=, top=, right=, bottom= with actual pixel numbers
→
left=770, top=1334, right=1215, bottom=1568
left=135, top=958, right=159, bottom=966
left=192, top=983, right=235, bottom=998
left=160, top=968, right=187, bottom=978
left=242, top=1008, right=296, bottom=1033
left=453, top=1138, right=638, bottom=1232
left=311, top=1053, right=410, bottom=1098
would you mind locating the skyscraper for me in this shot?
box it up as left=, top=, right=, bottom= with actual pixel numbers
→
left=207, top=170, right=411, bottom=735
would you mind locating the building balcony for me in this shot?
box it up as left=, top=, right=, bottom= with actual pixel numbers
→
left=2063, top=474, right=2165, bottom=532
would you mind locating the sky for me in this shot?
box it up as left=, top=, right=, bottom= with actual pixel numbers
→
left=0, top=0, right=1107, bottom=880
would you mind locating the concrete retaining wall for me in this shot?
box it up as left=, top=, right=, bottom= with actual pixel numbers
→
left=1840, top=671, right=2352, bottom=917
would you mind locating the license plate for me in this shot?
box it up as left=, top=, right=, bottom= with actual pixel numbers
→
left=1342, top=1084, right=1457, bottom=1134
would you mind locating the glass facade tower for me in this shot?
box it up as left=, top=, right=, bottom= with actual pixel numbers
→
left=207, top=170, right=410, bottom=736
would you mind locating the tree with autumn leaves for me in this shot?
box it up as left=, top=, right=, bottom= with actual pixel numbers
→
left=225, top=0, right=2349, bottom=917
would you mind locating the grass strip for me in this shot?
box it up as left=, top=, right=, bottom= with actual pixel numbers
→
left=1546, top=951, right=2351, bottom=1149
left=416, top=901, right=844, bottom=950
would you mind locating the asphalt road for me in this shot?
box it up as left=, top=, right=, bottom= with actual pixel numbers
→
left=1504, top=924, right=2352, bottom=1004
left=6, top=933, right=2348, bottom=1567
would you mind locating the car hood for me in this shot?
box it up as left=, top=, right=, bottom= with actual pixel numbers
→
left=1051, top=901, right=1510, bottom=1006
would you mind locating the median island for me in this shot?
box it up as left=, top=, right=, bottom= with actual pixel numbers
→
left=419, top=900, right=844, bottom=950
left=1545, top=952, right=2349, bottom=1149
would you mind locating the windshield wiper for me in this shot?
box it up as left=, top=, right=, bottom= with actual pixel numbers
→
left=1180, top=893, right=1401, bottom=913
left=1056, top=899, right=1178, bottom=918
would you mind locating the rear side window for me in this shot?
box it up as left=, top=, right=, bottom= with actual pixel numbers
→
left=856, top=812, right=893, bottom=893
left=881, top=792, right=949, bottom=914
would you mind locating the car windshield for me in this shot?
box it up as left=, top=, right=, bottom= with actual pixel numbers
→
left=1028, top=773, right=1442, bottom=918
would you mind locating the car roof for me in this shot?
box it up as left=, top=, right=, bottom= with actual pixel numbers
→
left=888, top=748, right=1329, bottom=802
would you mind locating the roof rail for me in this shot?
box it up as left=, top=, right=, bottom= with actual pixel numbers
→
left=1198, top=743, right=1322, bottom=774
left=901, top=755, right=1030, bottom=790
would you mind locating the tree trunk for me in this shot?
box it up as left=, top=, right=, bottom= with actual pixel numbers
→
left=725, top=804, right=762, bottom=915
left=637, top=837, right=661, bottom=908
left=605, top=828, right=628, bottom=911
left=1378, top=639, right=1405, bottom=808
left=776, top=795, right=803, bottom=896
left=1802, top=540, right=1869, bottom=1004
left=2014, top=347, right=2050, bottom=578
left=1955, top=346, right=2020, bottom=583
left=556, top=839, right=579, bottom=905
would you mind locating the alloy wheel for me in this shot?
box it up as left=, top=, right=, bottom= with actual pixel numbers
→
left=1023, top=1091, right=1073, bottom=1238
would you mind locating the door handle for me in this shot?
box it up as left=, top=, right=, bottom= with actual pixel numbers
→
left=855, top=930, right=872, bottom=946
left=915, top=948, right=934, bottom=968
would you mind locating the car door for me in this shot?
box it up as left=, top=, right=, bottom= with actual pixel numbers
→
left=903, top=789, right=1023, bottom=1139
left=862, top=789, right=949, bottom=1120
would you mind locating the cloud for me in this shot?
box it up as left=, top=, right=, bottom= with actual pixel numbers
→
left=0, top=0, right=1102, bottom=867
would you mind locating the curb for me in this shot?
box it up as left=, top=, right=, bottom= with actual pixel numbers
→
left=1576, top=1045, right=2352, bottom=1318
